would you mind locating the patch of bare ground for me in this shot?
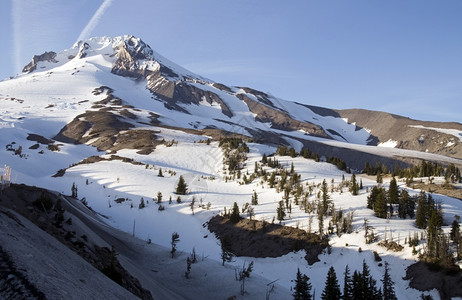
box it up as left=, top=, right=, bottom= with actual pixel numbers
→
left=404, top=261, right=462, bottom=300
left=410, top=182, right=462, bottom=200
left=207, top=215, right=327, bottom=265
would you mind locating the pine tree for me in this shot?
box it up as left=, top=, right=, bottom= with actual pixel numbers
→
left=343, top=265, right=353, bottom=300
left=450, top=215, right=460, bottom=242
left=262, top=153, right=268, bottom=164
left=71, top=182, right=78, bottom=198
left=382, top=262, right=397, bottom=300
left=368, top=185, right=381, bottom=209
left=170, top=232, right=180, bottom=258
left=251, top=190, right=258, bottom=205
left=361, top=260, right=380, bottom=300
left=350, top=174, right=359, bottom=196
left=351, top=270, right=364, bottom=300
left=277, top=200, right=286, bottom=223
left=157, top=191, right=163, bottom=203
left=376, top=173, right=383, bottom=184
left=158, top=168, right=164, bottom=177
left=269, top=172, right=276, bottom=188
left=388, top=177, right=399, bottom=204
left=415, top=191, right=427, bottom=229
left=321, top=179, right=330, bottom=215
left=386, top=177, right=397, bottom=216
left=293, top=268, right=312, bottom=300
left=230, top=202, right=240, bottom=223
left=374, top=188, right=388, bottom=218
left=176, top=175, right=188, bottom=195
left=321, top=266, right=341, bottom=300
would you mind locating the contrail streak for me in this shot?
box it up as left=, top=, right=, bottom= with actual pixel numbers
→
left=77, top=0, right=114, bottom=43
left=12, top=0, right=23, bottom=74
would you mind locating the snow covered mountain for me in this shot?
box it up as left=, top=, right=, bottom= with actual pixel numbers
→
left=3, top=35, right=461, bottom=172
left=1, top=35, right=462, bottom=299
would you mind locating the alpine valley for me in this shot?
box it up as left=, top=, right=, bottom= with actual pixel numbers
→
left=1, top=35, right=461, bottom=299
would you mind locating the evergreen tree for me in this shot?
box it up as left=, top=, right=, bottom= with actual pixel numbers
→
left=351, top=270, right=364, bottom=300
left=450, top=215, right=460, bottom=242
left=277, top=200, right=286, bottom=223
left=269, top=172, right=276, bottom=188
left=388, top=177, right=399, bottom=204
left=170, top=232, right=180, bottom=258
left=293, top=268, right=312, bottom=300
left=367, top=185, right=381, bottom=209
left=175, top=175, right=188, bottom=195
left=427, top=209, right=441, bottom=257
left=158, top=168, right=164, bottom=177
left=321, top=266, right=341, bottom=300
left=350, top=174, right=359, bottom=196
left=230, top=202, right=240, bottom=223
left=157, top=191, right=163, bottom=203
left=343, top=265, right=353, bottom=300
left=251, top=190, right=258, bottom=205
left=361, top=260, right=380, bottom=300
left=381, top=262, right=397, bottom=300
left=397, top=189, right=413, bottom=219
left=374, top=188, right=388, bottom=218
left=262, top=153, right=268, bottom=164
left=71, top=182, right=78, bottom=198
left=321, top=179, right=331, bottom=215
left=376, top=173, right=383, bottom=184
left=415, top=191, right=427, bottom=229
left=403, top=189, right=415, bottom=219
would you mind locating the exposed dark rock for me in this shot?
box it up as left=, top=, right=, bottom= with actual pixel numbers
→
left=27, top=134, right=53, bottom=145
left=22, top=51, right=57, bottom=73
left=237, top=93, right=329, bottom=138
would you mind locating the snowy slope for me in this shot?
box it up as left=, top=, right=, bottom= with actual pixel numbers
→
left=1, top=35, right=462, bottom=299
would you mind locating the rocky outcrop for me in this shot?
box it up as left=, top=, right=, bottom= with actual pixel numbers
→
left=237, top=93, right=329, bottom=138
left=22, top=51, right=57, bottom=73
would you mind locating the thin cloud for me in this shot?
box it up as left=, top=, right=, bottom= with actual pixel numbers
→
left=77, top=0, right=114, bottom=42
left=12, top=0, right=23, bottom=74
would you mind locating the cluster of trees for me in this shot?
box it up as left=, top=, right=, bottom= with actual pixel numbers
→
left=367, top=178, right=414, bottom=219
left=293, top=260, right=397, bottom=300
left=367, top=179, right=461, bottom=268
left=275, top=146, right=349, bottom=172
left=364, top=160, right=461, bottom=184
left=219, top=137, right=250, bottom=174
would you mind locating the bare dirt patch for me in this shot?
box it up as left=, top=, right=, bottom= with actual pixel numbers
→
left=410, top=182, right=462, bottom=200
left=404, top=261, right=462, bottom=300
left=207, top=215, right=327, bottom=265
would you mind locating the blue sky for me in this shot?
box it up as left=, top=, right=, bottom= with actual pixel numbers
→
left=1, top=0, right=461, bottom=122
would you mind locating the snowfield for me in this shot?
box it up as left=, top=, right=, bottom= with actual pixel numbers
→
left=3, top=133, right=460, bottom=299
